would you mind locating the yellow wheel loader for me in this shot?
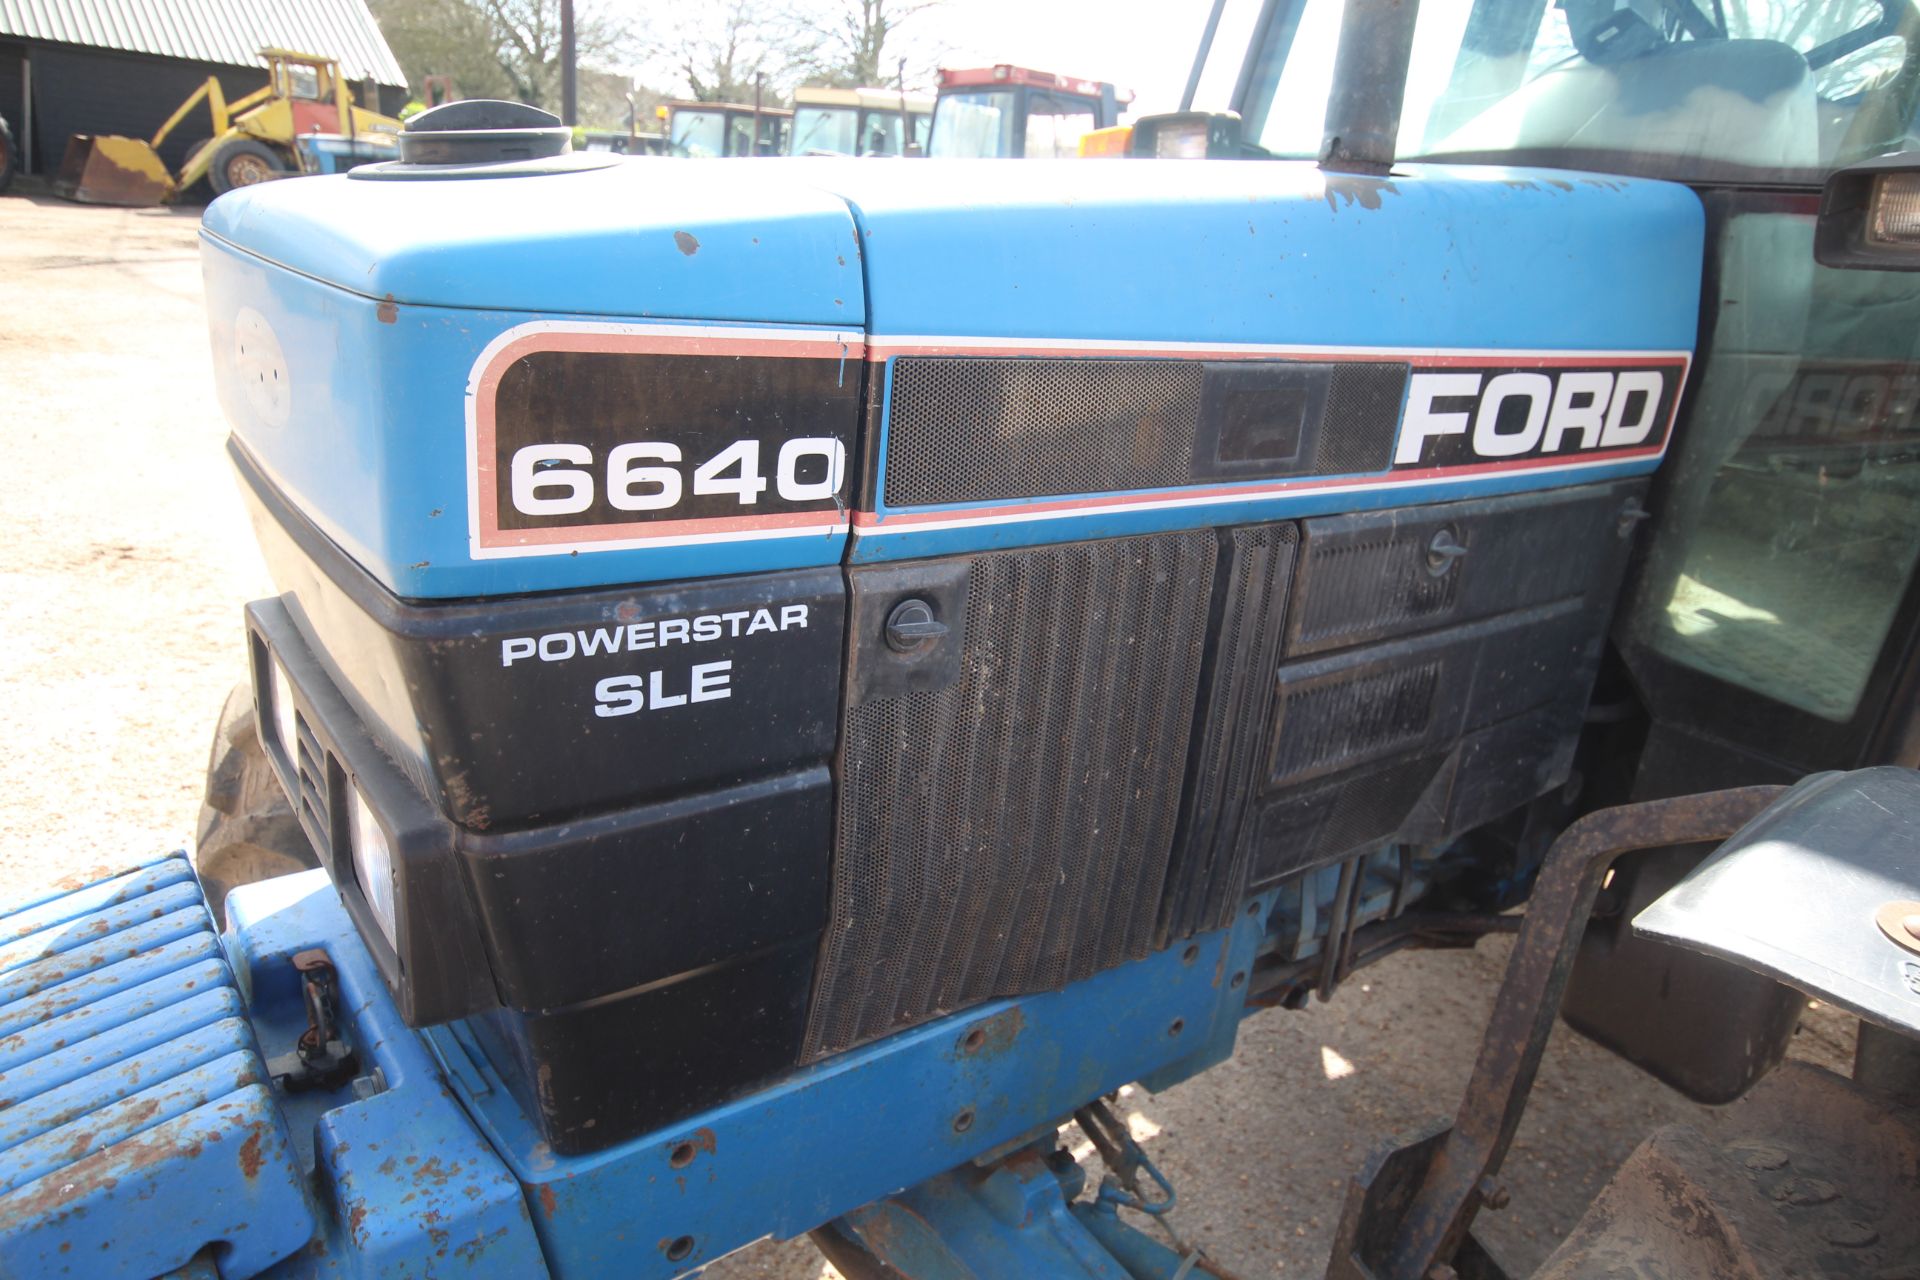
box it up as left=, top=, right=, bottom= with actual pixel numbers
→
left=54, top=48, right=403, bottom=206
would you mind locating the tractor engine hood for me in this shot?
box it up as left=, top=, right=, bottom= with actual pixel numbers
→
left=198, top=155, right=1703, bottom=600
left=201, top=157, right=865, bottom=326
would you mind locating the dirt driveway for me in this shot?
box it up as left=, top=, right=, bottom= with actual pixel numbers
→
left=0, top=190, right=271, bottom=887
left=0, top=186, right=1855, bottom=1279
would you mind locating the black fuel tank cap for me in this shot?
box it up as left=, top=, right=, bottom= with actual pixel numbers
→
left=398, top=99, right=572, bottom=165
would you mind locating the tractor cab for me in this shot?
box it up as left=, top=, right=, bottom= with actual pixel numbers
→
left=661, top=100, right=793, bottom=157
left=266, top=50, right=349, bottom=138
left=927, top=64, right=1133, bottom=157
left=1180, top=0, right=1920, bottom=810
left=259, top=49, right=399, bottom=177
left=788, top=86, right=935, bottom=156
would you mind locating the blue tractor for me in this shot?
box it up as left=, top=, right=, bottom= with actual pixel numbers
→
left=7, top=1, right=1920, bottom=1276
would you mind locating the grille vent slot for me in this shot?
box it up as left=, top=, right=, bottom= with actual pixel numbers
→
left=1270, top=661, right=1446, bottom=787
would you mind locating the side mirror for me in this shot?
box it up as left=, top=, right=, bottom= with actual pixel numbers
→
left=1816, top=152, right=1920, bottom=270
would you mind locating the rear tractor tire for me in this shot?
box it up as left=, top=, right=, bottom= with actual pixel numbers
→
left=208, top=138, right=289, bottom=196
left=195, top=682, right=319, bottom=927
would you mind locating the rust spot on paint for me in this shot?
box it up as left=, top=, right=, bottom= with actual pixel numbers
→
left=46, top=863, right=129, bottom=893
left=377, top=295, right=399, bottom=324
left=673, top=231, right=700, bottom=256
left=413, top=1156, right=460, bottom=1186
left=955, top=1006, right=1024, bottom=1058
left=538, top=1184, right=558, bottom=1217
left=456, top=1226, right=510, bottom=1263
left=238, top=1127, right=265, bottom=1179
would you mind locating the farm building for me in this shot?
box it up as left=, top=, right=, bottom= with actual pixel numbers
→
left=0, top=0, right=406, bottom=177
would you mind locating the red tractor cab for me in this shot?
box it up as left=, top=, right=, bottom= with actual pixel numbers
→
left=927, top=65, right=1132, bottom=158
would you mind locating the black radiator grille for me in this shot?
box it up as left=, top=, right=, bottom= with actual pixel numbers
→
left=1159, top=523, right=1298, bottom=941
left=882, top=357, right=1408, bottom=508
left=805, top=531, right=1217, bottom=1060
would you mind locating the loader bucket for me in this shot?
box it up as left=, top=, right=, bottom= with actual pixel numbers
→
left=53, top=134, right=173, bottom=206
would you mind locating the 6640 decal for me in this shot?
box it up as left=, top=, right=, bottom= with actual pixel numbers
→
left=510, top=437, right=847, bottom=515
left=469, top=324, right=862, bottom=557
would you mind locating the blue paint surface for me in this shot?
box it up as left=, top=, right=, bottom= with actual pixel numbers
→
left=202, top=158, right=1701, bottom=598
left=226, top=872, right=552, bottom=1279
left=204, top=235, right=862, bottom=599
left=816, top=160, right=1702, bottom=352
left=201, top=159, right=866, bottom=325
left=0, top=861, right=1274, bottom=1279
left=428, top=890, right=1274, bottom=1279
left=0, top=855, right=315, bottom=1280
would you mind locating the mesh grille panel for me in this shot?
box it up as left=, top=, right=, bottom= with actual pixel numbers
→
left=1319, top=364, right=1409, bottom=476
left=805, top=531, right=1217, bottom=1060
left=1315, top=754, right=1446, bottom=856
left=885, top=359, right=1200, bottom=505
left=1250, top=753, right=1450, bottom=885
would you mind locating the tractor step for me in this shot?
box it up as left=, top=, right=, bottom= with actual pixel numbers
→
left=0, top=854, right=313, bottom=1279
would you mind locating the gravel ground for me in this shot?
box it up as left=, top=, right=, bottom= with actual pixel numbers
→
left=0, top=187, right=1858, bottom=1278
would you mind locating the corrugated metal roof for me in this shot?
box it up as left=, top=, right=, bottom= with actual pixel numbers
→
left=0, top=0, right=407, bottom=86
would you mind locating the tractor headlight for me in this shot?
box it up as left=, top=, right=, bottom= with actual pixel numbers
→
left=269, top=659, right=300, bottom=769
left=349, top=786, right=399, bottom=951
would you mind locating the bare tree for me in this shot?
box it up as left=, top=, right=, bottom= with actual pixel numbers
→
left=371, top=0, right=638, bottom=110
left=792, top=0, right=942, bottom=89
left=369, top=0, right=516, bottom=101
left=651, top=0, right=792, bottom=103
left=475, top=0, right=635, bottom=109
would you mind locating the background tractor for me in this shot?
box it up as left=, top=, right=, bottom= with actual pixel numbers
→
left=53, top=48, right=402, bottom=206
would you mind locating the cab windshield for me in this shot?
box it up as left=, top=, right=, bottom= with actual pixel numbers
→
left=281, top=61, right=324, bottom=101
left=930, top=89, right=1017, bottom=157
left=791, top=106, right=911, bottom=156
left=793, top=106, right=859, bottom=155
left=670, top=109, right=727, bottom=158
left=1243, top=0, right=1920, bottom=183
